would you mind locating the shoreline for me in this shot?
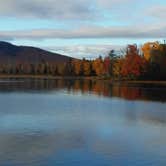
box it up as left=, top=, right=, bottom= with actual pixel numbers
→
left=113, top=80, right=166, bottom=85
left=0, top=75, right=166, bottom=85
left=0, top=75, right=100, bottom=80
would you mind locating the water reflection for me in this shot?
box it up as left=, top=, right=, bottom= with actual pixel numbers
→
left=0, top=78, right=166, bottom=102
left=0, top=79, right=165, bottom=166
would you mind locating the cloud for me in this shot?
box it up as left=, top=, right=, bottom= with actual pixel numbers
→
left=146, top=5, right=166, bottom=19
left=0, top=0, right=165, bottom=30
left=0, top=0, right=146, bottom=21
left=97, top=0, right=132, bottom=8
left=45, top=45, right=123, bottom=58
left=1, top=23, right=166, bottom=41
left=0, top=0, right=99, bottom=20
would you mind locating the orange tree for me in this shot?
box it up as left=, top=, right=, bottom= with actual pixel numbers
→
left=121, top=44, right=147, bottom=79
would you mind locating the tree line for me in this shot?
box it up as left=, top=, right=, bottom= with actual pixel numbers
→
left=0, top=41, right=166, bottom=80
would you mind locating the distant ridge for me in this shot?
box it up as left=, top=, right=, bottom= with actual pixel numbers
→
left=0, top=41, right=73, bottom=64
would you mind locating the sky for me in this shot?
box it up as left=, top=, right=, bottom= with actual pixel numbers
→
left=0, top=0, right=166, bottom=58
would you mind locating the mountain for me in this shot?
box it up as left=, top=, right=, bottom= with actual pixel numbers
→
left=0, top=41, right=73, bottom=64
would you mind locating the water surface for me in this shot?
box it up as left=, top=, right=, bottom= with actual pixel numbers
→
left=0, top=79, right=166, bottom=166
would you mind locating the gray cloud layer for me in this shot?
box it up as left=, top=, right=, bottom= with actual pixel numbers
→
left=1, top=24, right=166, bottom=41
left=0, top=0, right=99, bottom=20
left=0, top=0, right=152, bottom=21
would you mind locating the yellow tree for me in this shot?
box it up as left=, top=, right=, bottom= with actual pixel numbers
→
left=142, top=42, right=160, bottom=60
left=92, top=56, right=105, bottom=76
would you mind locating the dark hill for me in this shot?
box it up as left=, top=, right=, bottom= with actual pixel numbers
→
left=0, top=41, right=73, bottom=64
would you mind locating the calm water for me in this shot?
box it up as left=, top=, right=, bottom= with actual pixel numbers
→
left=0, top=79, right=166, bottom=166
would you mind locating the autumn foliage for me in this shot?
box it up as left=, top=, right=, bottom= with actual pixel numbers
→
left=0, top=41, right=166, bottom=80
left=92, top=56, right=105, bottom=76
left=121, top=45, right=147, bottom=79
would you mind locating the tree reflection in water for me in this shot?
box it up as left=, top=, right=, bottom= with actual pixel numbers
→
left=0, top=79, right=166, bottom=102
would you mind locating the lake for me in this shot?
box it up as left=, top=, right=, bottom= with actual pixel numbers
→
left=0, top=79, right=166, bottom=166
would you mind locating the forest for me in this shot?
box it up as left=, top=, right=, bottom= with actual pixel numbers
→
left=0, top=41, right=166, bottom=80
